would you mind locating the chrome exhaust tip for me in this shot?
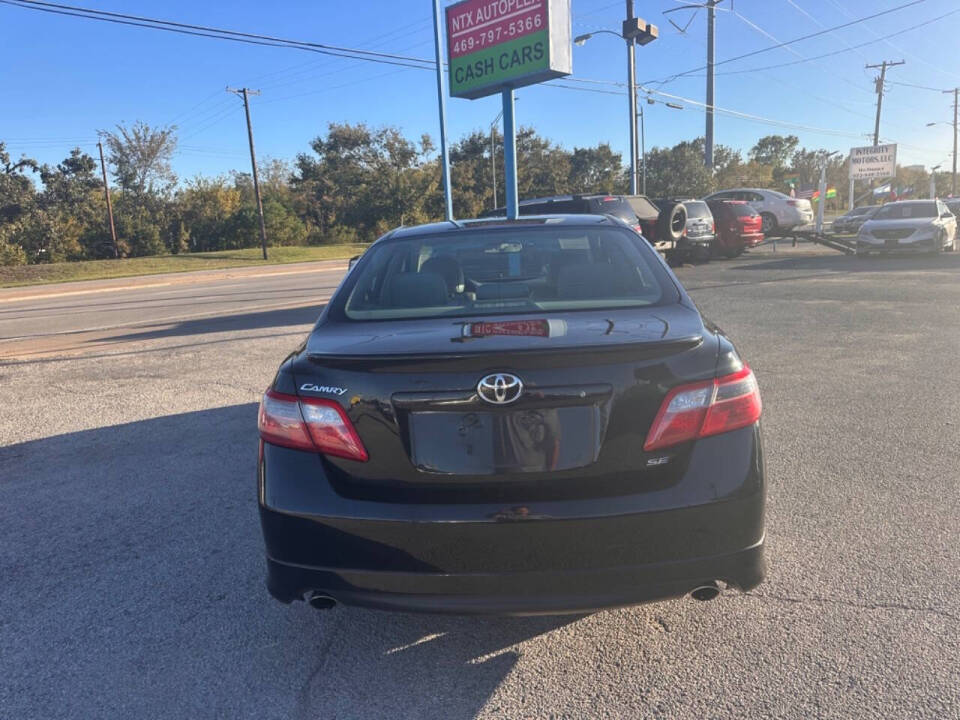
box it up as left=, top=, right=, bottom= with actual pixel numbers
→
left=690, top=582, right=721, bottom=602
left=307, top=593, right=337, bottom=610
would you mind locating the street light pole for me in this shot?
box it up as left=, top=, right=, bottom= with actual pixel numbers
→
left=946, top=87, right=958, bottom=196
left=626, top=2, right=638, bottom=194
left=491, top=125, right=497, bottom=210
left=705, top=0, right=718, bottom=169
left=816, top=151, right=839, bottom=235
left=575, top=18, right=656, bottom=197
left=636, top=92, right=647, bottom=195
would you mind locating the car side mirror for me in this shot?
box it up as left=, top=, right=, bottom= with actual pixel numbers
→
left=941, top=212, right=953, bottom=219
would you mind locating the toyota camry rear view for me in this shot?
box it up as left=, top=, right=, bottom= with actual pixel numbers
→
left=257, top=215, right=765, bottom=614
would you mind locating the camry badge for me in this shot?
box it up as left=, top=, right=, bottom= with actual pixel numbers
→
left=477, top=373, right=523, bottom=405
left=299, top=383, right=348, bottom=395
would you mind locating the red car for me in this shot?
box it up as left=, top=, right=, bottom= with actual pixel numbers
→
left=706, top=200, right=764, bottom=257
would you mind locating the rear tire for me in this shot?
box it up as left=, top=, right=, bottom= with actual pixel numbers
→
left=657, top=203, right=687, bottom=244
left=760, top=213, right=778, bottom=234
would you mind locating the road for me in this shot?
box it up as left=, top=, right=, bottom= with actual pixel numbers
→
left=2, top=247, right=959, bottom=719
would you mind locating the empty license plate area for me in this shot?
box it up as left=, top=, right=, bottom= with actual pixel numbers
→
left=408, top=406, right=601, bottom=475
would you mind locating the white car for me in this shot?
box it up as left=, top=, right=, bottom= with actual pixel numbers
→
left=856, top=200, right=957, bottom=256
left=702, top=188, right=814, bottom=234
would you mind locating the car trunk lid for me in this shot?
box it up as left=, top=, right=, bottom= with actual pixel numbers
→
left=290, top=306, right=718, bottom=499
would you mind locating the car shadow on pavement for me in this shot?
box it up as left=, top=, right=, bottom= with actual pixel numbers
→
left=93, top=303, right=326, bottom=345
left=1, top=403, right=584, bottom=719
left=294, top=609, right=583, bottom=718
left=729, top=252, right=960, bottom=274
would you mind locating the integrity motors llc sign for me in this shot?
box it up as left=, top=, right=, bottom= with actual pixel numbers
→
left=849, top=144, right=897, bottom=181
left=446, top=0, right=572, bottom=100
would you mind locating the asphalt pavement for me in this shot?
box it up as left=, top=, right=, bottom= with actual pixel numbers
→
left=2, top=246, right=958, bottom=719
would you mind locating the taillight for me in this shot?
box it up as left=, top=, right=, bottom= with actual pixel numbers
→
left=258, top=389, right=368, bottom=461
left=633, top=224, right=644, bottom=234
left=644, top=366, right=761, bottom=451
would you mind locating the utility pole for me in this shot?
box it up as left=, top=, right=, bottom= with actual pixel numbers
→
left=227, top=87, right=268, bottom=260
left=946, top=87, right=958, bottom=196
left=491, top=126, right=497, bottom=210
left=96, top=140, right=118, bottom=258
left=625, top=1, right=638, bottom=194
left=866, top=60, right=904, bottom=146
left=636, top=92, right=648, bottom=194
left=705, top=0, right=719, bottom=169
left=432, top=0, right=454, bottom=222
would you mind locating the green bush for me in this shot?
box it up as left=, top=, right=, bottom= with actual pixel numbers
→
left=0, top=240, right=27, bottom=266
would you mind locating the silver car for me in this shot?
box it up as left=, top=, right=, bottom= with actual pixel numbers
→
left=702, top=188, right=814, bottom=234
left=857, top=200, right=957, bottom=255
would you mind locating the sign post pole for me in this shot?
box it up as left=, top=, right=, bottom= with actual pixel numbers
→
left=443, top=0, right=571, bottom=221
left=502, top=89, right=519, bottom=220
left=849, top=177, right=855, bottom=211
left=432, top=0, right=454, bottom=222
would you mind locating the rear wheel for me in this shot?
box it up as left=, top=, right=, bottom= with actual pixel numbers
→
left=760, top=212, right=778, bottom=234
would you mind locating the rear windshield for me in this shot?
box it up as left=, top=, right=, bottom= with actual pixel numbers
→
left=342, top=226, right=669, bottom=320
left=684, top=201, right=712, bottom=218
left=874, top=202, right=937, bottom=220
left=589, top=197, right=639, bottom=224
left=626, top=196, right=660, bottom=221
left=848, top=206, right=877, bottom=217
left=519, top=199, right=588, bottom=215
left=728, top=202, right=758, bottom=218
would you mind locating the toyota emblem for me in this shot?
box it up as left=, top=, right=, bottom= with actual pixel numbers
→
left=477, top=373, right=523, bottom=405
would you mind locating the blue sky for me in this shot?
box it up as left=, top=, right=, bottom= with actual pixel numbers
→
left=3, top=0, right=959, bottom=181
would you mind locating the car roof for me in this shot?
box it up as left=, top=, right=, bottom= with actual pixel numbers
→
left=383, top=214, right=623, bottom=240
left=516, top=194, right=628, bottom=205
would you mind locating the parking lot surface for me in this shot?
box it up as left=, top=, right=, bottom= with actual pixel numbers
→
left=2, top=248, right=958, bottom=719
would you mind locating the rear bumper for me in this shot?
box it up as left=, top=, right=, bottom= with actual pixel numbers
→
left=265, top=542, right=764, bottom=615
left=857, top=236, right=935, bottom=253
left=259, top=425, right=766, bottom=614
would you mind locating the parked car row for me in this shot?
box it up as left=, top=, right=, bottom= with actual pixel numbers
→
left=483, top=191, right=772, bottom=264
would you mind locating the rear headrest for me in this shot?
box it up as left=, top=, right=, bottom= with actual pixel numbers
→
left=475, top=282, right=531, bottom=301
left=382, top=272, right=449, bottom=308
left=547, top=249, right=592, bottom=287
left=556, top=262, right=630, bottom=299
left=421, top=256, right=464, bottom=294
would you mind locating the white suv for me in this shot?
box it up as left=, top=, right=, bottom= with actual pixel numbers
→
left=703, top=188, right=814, bottom=234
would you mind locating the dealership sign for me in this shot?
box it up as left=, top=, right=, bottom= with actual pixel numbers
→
left=849, top=144, right=897, bottom=180
left=446, top=0, right=572, bottom=99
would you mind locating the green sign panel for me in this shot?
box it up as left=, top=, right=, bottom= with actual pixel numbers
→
left=446, top=0, right=572, bottom=100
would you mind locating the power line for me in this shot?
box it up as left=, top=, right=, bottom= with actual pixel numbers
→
left=643, top=0, right=927, bottom=85
left=4, top=0, right=948, bottom=162
left=729, top=7, right=872, bottom=99
left=887, top=79, right=950, bottom=93
left=713, top=7, right=960, bottom=78
left=0, top=0, right=436, bottom=70
left=821, top=0, right=960, bottom=85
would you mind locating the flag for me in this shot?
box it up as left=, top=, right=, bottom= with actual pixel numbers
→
left=825, top=187, right=837, bottom=199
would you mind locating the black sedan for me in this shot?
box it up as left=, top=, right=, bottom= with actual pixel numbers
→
left=257, top=215, right=765, bottom=614
left=832, top=205, right=879, bottom=235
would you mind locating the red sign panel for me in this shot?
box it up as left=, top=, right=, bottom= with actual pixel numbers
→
left=468, top=320, right=550, bottom=337
left=447, top=0, right=547, bottom=59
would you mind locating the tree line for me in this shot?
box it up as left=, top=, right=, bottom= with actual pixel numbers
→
left=0, top=123, right=950, bottom=266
